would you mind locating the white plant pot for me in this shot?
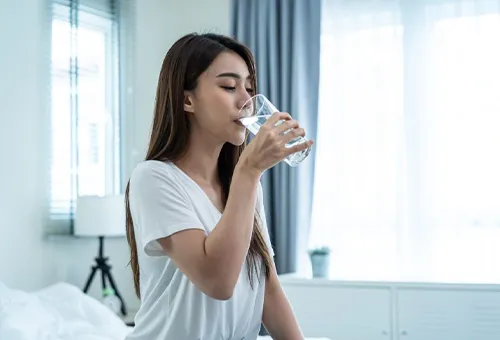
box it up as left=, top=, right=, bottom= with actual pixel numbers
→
left=310, top=253, right=330, bottom=278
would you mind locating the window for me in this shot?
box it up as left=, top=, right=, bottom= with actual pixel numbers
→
left=310, top=0, right=500, bottom=283
left=50, top=0, right=121, bottom=226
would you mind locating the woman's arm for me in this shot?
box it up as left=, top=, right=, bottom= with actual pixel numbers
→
left=158, top=112, right=311, bottom=300
left=262, top=263, right=304, bottom=340
left=158, top=164, right=261, bottom=300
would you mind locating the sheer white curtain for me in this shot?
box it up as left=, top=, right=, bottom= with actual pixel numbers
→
left=310, top=0, right=500, bottom=283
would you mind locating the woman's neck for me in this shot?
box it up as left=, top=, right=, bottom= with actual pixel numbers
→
left=175, top=132, right=224, bottom=186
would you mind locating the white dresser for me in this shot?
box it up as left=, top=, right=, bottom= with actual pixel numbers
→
left=279, top=274, right=500, bottom=340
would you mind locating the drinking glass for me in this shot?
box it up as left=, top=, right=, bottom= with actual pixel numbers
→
left=238, top=94, right=312, bottom=167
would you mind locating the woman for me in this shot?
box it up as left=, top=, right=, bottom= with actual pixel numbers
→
left=125, top=32, right=312, bottom=340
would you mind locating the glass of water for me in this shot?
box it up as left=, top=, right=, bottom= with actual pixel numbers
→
left=238, top=94, right=312, bottom=167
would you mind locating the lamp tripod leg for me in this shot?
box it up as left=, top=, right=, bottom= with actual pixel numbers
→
left=83, top=265, right=98, bottom=293
left=105, top=268, right=127, bottom=316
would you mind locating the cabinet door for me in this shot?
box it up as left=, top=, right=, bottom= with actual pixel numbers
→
left=397, top=288, right=500, bottom=340
left=281, top=283, right=392, bottom=340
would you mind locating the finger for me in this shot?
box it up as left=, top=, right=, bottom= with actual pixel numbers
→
left=275, top=119, right=300, bottom=135
left=265, top=111, right=292, bottom=127
left=281, top=127, right=306, bottom=143
left=284, top=139, right=314, bottom=157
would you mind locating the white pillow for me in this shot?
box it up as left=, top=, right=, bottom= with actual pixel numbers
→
left=0, top=282, right=131, bottom=340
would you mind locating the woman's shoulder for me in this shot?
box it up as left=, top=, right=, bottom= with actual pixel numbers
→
left=129, top=160, right=177, bottom=187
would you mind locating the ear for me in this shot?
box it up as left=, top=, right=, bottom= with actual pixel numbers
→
left=183, top=91, right=195, bottom=113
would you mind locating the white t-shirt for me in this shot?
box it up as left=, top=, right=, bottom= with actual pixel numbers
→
left=125, top=160, right=275, bottom=340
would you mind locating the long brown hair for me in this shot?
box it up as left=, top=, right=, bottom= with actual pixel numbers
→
left=125, top=33, right=273, bottom=299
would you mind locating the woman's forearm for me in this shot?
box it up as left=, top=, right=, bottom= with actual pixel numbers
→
left=262, top=269, right=304, bottom=339
left=203, top=163, right=261, bottom=294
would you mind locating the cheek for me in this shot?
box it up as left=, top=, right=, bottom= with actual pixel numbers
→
left=194, top=86, right=236, bottom=130
left=208, top=91, right=235, bottom=122
left=215, top=89, right=234, bottom=107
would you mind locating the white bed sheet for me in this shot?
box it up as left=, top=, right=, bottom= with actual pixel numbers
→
left=0, top=281, right=329, bottom=340
left=0, top=281, right=130, bottom=340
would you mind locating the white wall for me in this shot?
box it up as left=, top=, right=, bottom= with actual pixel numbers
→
left=0, top=0, right=52, bottom=291
left=130, top=0, right=231, bottom=162
left=0, top=0, right=230, bottom=313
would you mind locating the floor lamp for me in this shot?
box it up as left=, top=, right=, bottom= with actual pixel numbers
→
left=74, top=194, right=128, bottom=316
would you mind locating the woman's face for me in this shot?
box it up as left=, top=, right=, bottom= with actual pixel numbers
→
left=184, top=51, right=255, bottom=146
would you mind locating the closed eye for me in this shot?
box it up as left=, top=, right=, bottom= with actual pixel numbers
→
left=220, top=86, right=254, bottom=94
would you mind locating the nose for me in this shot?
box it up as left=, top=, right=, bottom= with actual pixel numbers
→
left=237, top=91, right=253, bottom=111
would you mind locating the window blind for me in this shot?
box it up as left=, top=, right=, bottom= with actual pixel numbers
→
left=49, top=0, right=125, bottom=233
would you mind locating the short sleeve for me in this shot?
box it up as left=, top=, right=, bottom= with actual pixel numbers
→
left=257, top=182, right=275, bottom=258
left=128, top=161, right=205, bottom=257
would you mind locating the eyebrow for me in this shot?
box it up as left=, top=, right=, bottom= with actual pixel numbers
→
left=216, top=72, right=251, bottom=79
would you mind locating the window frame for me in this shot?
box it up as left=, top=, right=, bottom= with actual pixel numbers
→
left=49, top=3, right=121, bottom=228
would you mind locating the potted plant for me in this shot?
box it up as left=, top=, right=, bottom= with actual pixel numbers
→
left=308, top=246, right=331, bottom=278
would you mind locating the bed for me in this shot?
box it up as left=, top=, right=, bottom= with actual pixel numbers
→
left=0, top=281, right=329, bottom=340
left=0, top=281, right=130, bottom=340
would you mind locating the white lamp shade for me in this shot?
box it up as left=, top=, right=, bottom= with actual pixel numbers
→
left=74, top=194, right=126, bottom=237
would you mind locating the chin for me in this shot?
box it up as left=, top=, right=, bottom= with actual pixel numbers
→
left=226, top=137, right=246, bottom=146
left=224, top=129, right=244, bottom=145
left=225, top=131, right=247, bottom=146
left=222, top=123, right=247, bottom=146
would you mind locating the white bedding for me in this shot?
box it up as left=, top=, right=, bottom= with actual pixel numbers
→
left=0, top=281, right=328, bottom=340
left=0, top=281, right=130, bottom=340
